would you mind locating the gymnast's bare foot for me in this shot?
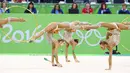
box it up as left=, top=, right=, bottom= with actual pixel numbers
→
left=56, top=63, right=62, bottom=67
left=105, top=68, right=111, bottom=70
left=52, top=64, right=57, bottom=67
left=75, top=59, right=80, bottom=63
left=66, top=59, right=71, bottom=62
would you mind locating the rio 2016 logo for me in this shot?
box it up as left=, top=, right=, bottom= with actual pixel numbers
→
left=1, top=24, right=105, bottom=46
left=1, top=24, right=44, bottom=43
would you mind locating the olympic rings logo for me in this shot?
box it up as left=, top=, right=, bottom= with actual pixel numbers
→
left=1, top=24, right=105, bottom=46
left=59, top=29, right=106, bottom=46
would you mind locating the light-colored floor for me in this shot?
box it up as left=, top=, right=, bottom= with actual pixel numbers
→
left=0, top=55, right=130, bottom=73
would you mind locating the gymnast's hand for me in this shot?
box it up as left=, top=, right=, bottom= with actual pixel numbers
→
left=81, top=25, right=85, bottom=30
left=19, top=18, right=26, bottom=22
left=117, top=28, right=121, bottom=32
left=53, top=29, right=59, bottom=34
left=71, top=29, right=76, bottom=32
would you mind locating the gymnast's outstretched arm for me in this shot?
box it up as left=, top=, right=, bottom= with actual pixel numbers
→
left=82, top=22, right=120, bottom=30
left=97, top=22, right=119, bottom=29
left=0, top=17, right=25, bottom=28
left=0, top=17, right=25, bottom=24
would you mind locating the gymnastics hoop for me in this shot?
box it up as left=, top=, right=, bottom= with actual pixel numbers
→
left=120, top=15, right=130, bottom=52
